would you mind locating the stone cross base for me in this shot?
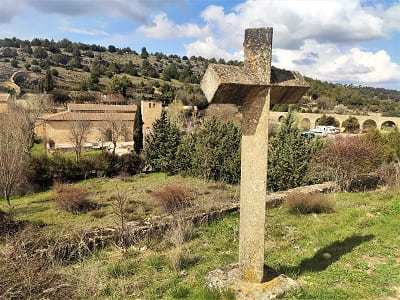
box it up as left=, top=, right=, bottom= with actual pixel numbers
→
left=205, top=264, right=300, bottom=300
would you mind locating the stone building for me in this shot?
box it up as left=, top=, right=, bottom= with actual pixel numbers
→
left=0, top=93, right=9, bottom=113
left=141, top=100, right=163, bottom=137
left=39, top=103, right=137, bottom=149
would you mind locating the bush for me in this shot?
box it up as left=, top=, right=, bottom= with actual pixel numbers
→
left=376, top=162, right=400, bottom=187
left=284, top=192, right=335, bottom=214
left=175, top=116, right=241, bottom=183
left=348, top=173, right=381, bottom=192
left=151, top=184, right=194, bottom=214
left=308, top=136, right=381, bottom=190
left=31, top=65, right=41, bottom=73
left=54, top=183, right=96, bottom=213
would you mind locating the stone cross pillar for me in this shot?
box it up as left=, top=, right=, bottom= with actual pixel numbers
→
left=201, top=27, right=309, bottom=285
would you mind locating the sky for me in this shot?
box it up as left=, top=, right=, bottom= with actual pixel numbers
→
left=0, top=0, right=399, bottom=90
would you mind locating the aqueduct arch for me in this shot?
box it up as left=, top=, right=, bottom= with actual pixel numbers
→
left=381, top=120, right=397, bottom=130
left=362, top=119, right=377, bottom=132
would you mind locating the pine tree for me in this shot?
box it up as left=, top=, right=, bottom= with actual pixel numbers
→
left=268, top=111, right=321, bottom=191
left=144, top=111, right=181, bottom=173
left=133, top=106, right=144, bottom=154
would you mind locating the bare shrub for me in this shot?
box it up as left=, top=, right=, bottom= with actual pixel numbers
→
left=0, top=229, right=75, bottom=299
left=111, top=186, right=130, bottom=248
left=169, top=247, right=199, bottom=271
left=284, top=192, right=335, bottom=214
left=376, top=162, right=400, bottom=187
left=151, top=184, right=194, bottom=214
left=166, top=219, right=195, bottom=248
left=308, top=136, right=381, bottom=190
left=54, top=183, right=96, bottom=213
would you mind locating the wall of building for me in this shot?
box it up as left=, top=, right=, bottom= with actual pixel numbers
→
left=44, top=120, right=134, bottom=148
left=141, top=100, right=163, bottom=137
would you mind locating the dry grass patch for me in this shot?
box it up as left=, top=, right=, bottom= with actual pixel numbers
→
left=151, top=184, right=195, bottom=214
left=54, top=183, right=97, bottom=213
left=284, top=192, right=335, bottom=214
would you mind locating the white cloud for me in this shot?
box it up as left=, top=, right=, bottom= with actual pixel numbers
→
left=137, top=13, right=209, bottom=39
left=179, top=0, right=400, bottom=88
left=274, top=41, right=400, bottom=88
left=384, top=4, right=400, bottom=30
left=0, top=0, right=185, bottom=23
left=59, top=26, right=110, bottom=36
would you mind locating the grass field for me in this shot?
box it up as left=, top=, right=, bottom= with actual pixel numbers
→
left=3, top=173, right=400, bottom=299
left=2, top=173, right=238, bottom=235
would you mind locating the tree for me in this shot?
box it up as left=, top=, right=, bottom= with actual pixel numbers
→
left=0, top=111, right=30, bottom=205
left=44, top=69, right=54, bottom=92
left=144, top=111, right=181, bottom=173
left=268, top=111, right=322, bottom=191
left=67, top=113, right=92, bottom=162
left=100, top=114, right=128, bottom=154
left=108, top=45, right=116, bottom=53
left=175, top=116, right=241, bottom=182
left=316, top=114, right=338, bottom=126
left=141, top=47, right=149, bottom=58
left=107, top=75, right=131, bottom=97
left=33, top=47, right=48, bottom=59
left=133, top=106, right=144, bottom=154
left=342, top=116, right=360, bottom=133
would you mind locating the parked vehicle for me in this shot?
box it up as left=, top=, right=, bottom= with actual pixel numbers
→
left=310, top=129, right=327, bottom=137
left=326, top=126, right=340, bottom=134
left=301, top=131, right=316, bottom=139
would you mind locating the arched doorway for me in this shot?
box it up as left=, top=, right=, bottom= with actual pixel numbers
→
left=278, top=115, right=286, bottom=122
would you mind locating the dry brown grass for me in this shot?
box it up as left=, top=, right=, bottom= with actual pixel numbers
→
left=0, top=229, right=75, bottom=299
left=151, top=184, right=194, bottom=214
left=54, top=182, right=97, bottom=213
left=284, top=192, right=335, bottom=215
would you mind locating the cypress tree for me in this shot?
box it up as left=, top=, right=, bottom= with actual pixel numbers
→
left=133, top=106, right=144, bottom=154
left=144, top=111, right=181, bottom=173
left=44, top=69, right=54, bottom=92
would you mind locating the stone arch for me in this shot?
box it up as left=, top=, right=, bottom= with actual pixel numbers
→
left=381, top=120, right=396, bottom=130
left=362, top=119, right=377, bottom=132
left=343, top=116, right=360, bottom=133
left=299, top=118, right=311, bottom=131
left=315, top=115, right=340, bottom=127
left=278, top=115, right=285, bottom=122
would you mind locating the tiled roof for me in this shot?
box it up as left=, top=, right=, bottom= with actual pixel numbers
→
left=68, top=103, right=136, bottom=112
left=44, top=111, right=135, bottom=121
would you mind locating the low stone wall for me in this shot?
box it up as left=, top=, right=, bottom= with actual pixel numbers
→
left=37, top=182, right=336, bottom=260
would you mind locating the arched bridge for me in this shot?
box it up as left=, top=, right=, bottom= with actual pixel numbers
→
left=270, top=111, right=400, bottom=132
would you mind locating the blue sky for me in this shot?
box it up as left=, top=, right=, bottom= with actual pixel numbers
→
left=0, top=0, right=399, bottom=90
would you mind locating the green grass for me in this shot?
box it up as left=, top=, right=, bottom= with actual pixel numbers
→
left=1, top=173, right=238, bottom=235
left=55, top=188, right=400, bottom=299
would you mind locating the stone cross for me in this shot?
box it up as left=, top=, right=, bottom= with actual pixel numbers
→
left=201, top=27, right=309, bottom=283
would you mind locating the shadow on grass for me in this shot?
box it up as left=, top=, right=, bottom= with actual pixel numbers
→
left=279, top=234, right=375, bottom=276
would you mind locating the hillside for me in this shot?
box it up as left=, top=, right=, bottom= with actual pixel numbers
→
left=1, top=37, right=400, bottom=114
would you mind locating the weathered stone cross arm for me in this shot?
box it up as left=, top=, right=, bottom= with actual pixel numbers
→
left=201, top=64, right=309, bottom=106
